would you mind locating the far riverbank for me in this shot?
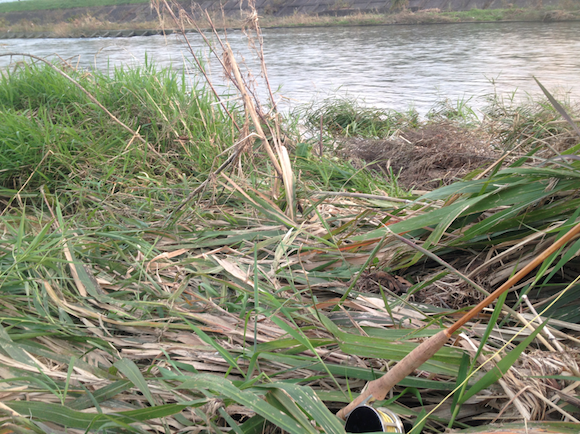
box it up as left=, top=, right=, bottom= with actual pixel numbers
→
left=0, top=6, right=579, bottom=39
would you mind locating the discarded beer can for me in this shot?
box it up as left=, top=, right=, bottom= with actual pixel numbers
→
left=344, top=405, right=405, bottom=433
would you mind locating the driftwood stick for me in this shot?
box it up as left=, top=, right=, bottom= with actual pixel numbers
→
left=337, top=220, right=580, bottom=420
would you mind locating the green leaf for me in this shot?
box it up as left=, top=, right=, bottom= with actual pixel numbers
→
left=534, top=76, right=580, bottom=138
left=265, top=389, right=318, bottom=434
left=219, top=407, right=245, bottom=434
left=472, top=291, right=508, bottom=364
left=257, top=383, right=345, bottom=434
left=178, top=374, right=305, bottom=434
left=541, top=213, right=580, bottom=286
left=113, top=358, right=157, bottom=406
left=5, top=401, right=195, bottom=430
left=256, top=351, right=456, bottom=390
left=240, top=415, right=268, bottom=434
left=69, top=380, right=133, bottom=410
left=182, top=319, right=244, bottom=378
left=271, top=315, right=340, bottom=386
left=0, top=323, right=38, bottom=366
left=320, top=314, right=462, bottom=376
left=448, top=352, right=471, bottom=427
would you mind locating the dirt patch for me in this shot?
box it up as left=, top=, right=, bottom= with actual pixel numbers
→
left=354, top=267, right=485, bottom=310
left=355, top=270, right=411, bottom=295
left=410, top=272, right=486, bottom=310
left=342, top=123, right=498, bottom=190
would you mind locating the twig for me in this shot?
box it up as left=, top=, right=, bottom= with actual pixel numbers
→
left=311, top=191, right=435, bottom=207
left=534, top=76, right=580, bottom=139
left=243, top=0, right=278, bottom=112
left=155, top=0, right=240, bottom=131
left=164, top=134, right=257, bottom=225
left=225, top=47, right=282, bottom=177
left=319, top=114, right=324, bottom=157
left=522, top=294, right=563, bottom=352
left=202, top=9, right=266, bottom=114
left=529, top=388, right=580, bottom=423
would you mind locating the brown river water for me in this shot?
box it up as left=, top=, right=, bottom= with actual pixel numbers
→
left=1, top=21, right=579, bottom=115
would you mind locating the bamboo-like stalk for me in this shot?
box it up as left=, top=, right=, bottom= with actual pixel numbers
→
left=225, top=47, right=283, bottom=178
left=336, top=220, right=580, bottom=420
left=154, top=0, right=241, bottom=131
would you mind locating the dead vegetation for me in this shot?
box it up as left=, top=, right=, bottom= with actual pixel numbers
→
left=343, top=123, right=498, bottom=190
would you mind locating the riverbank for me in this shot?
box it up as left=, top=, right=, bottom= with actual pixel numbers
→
left=0, top=6, right=579, bottom=38
left=1, top=47, right=580, bottom=432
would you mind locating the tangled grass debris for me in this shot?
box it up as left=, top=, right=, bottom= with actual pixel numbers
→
left=1, top=2, right=580, bottom=433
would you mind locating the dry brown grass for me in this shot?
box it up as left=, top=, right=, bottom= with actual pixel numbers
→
left=342, top=123, right=497, bottom=190
left=1, top=14, right=166, bottom=35
left=1, top=6, right=577, bottom=35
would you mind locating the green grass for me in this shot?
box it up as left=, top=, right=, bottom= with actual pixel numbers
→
left=447, top=5, right=578, bottom=22
left=450, top=8, right=510, bottom=21
left=0, top=0, right=149, bottom=13
left=260, top=7, right=571, bottom=29
left=300, top=97, right=419, bottom=139
left=0, top=57, right=234, bottom=195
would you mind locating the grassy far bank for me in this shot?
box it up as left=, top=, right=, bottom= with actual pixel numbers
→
left=260, top=6, right=580, bottom=28
left=0, top=0, right=150, bottom=14
left=1, top=44, right=580, bottom=433
left=0, top=4, right=579, bottom=35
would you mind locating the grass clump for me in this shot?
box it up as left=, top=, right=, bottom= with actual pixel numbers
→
left=482, top=91, right=580, bottom=154
left=301, top=97, right=419, bottom=139
left=426, top=97, right=479, bottom=125
left=0, top=58, right=234, bottom=195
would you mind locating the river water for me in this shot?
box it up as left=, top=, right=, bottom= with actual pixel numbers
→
left=1, top=21, right=579, bottom=115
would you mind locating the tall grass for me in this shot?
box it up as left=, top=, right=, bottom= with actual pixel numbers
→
left=0, top=58, right=234, bottom=197
left=300, top=97, right=419, bottom=139
left=482, top=90, right=580, bottom=153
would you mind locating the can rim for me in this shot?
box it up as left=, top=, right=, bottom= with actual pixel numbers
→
left=344, top=404, right=405, bottom=433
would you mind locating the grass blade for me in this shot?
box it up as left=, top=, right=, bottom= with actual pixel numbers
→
left=461, top=320, right=547, bottom=403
